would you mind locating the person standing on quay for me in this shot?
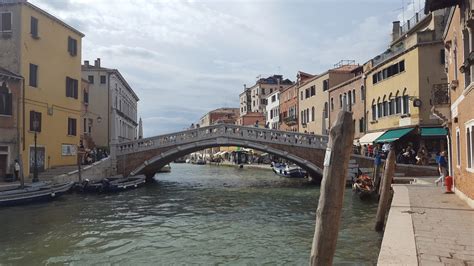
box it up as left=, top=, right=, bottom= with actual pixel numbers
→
left=435, top=151, right=448, bottom=186
left=14, top=159, right=20, bottom=181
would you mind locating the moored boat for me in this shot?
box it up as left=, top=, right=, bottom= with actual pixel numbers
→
left=272, top=162, right=306, bottom=178
left=75, top=175, right=146, bottom=193
left=352, top=174, right=376, bottom=200
left=0, top=181, right=74, bottom=206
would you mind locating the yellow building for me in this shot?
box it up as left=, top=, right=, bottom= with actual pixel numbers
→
left=364, top=8, right=448, bottom=153
left=0, top=1, right=84, bottom=177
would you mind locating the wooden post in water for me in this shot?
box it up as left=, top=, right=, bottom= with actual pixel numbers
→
left=310, top=111, right=354, bottom=266
left=374, top=149, right=396, bottom=232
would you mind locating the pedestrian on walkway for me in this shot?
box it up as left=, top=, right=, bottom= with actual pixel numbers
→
left=14, top=159, right=20, bottom=181
left=435, top=151, right=448, bottom=186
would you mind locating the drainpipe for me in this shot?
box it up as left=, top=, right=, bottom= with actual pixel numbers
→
left=446, top=126, right=454, bottom=188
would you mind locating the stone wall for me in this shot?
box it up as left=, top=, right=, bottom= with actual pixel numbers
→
left=351, top=154, right=439, bottom=177
left=52, top=158, right=113, bottom=183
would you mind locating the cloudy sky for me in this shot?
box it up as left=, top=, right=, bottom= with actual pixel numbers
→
left=31, top=0, right=425, bottom=136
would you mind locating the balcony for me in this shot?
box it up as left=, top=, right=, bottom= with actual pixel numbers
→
left=430, top=83, right=451, bottom=124
left=283, top=116, right=298, bottom=126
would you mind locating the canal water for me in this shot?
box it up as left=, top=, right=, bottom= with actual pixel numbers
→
left=0, top=164, right=382, bottom=264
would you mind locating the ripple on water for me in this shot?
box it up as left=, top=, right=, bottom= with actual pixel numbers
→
left=0, top=164, right=382, bottom=264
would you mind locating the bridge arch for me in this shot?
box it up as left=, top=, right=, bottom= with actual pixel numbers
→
left=114, top=124, right=328, bottom=181
left=125, top=137, right=323, bottom=181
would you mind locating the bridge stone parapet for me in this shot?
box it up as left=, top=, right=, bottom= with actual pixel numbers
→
left=113, top=124, right=329, bottom=179
left=116, top=124, right=329, bottom=156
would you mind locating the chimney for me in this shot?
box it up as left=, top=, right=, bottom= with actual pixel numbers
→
left=94, top=58, right=101, bottom=67
left=392, top=21, right=401, bottom=41
left=84, top=60, right=89, bottom=66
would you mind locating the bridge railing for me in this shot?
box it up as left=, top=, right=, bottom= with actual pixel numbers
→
left=115, top=124, right=329, bottom=156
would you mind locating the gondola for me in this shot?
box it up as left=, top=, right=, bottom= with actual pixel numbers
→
left=352, top=174, right=376, bottom=200
left=0, top=181, right=74, bottom=206
left=75, top=175, right=146, bottom=193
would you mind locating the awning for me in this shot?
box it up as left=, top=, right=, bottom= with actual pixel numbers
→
left=358, top=131, right=386, bottom=145
left=375, top=128, right=414, bottom=143
left=421, top=127, right=447, bottom=137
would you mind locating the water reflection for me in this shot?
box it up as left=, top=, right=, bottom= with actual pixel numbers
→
left=0, top=164, right=382, bottom=264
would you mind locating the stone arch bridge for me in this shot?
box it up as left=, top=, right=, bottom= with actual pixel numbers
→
left=112, top=124, right=329, bottom=180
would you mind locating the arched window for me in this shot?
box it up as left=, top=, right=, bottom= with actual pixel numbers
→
left=377, top=97, right=382, bottom=119
left=371, top=99, right=377, bottom=121
left=360, top=85, right=365, bottom=101
left=388, top=93, right=394, bottom=115
left=348, top=91, right=352, bottom=111
left=339, top=94, right=343, bottom=108
left=330, top=97, right=334, bottom=111
left=311, top=107, right=315, bottom=122
left=352, top=89, right=356, bottom=104
left=383, top=95, right=388, bottom=117
left=395, top=91, right=401, bottom=114
left=324, top=102, right=328, bottom=118
left=402, top=88, right=409, bottom=114
left=0, top=82, right=12, bottom=116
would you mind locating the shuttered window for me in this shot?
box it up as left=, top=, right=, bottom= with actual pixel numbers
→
left=0, top=85, right=12, bottom=115
left=67, top=37, right=77, bottom=56
left=66, top=77, right=78, bottom=99
left=29, top=64, right=38, bottom=87
left=30, top=17, right=38, bottom=38
left=0, top=13, right=12, bottom=32
left=29, top=111, right=42, bottom=132
left=68, top=118, right=77, bottom=136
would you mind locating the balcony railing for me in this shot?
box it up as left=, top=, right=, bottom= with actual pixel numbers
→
left=283, top=116, right=298, bottom=125
left=431, top=83, right=450, bottom=105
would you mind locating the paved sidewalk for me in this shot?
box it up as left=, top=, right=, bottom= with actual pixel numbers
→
left=379, top=184, right=474, bottom=265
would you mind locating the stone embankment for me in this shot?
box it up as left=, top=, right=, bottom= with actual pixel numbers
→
left=378, top=183, right=474, bottom=265
left=52, top=158, right=113, bottom=183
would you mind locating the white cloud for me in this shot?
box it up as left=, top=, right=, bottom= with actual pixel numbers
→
left=30, top=0, right=403, bottom=136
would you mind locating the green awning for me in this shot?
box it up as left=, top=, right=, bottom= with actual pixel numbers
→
left=421, top=127, right=447, bottom=137
left=375, top=128, right=414, bottom=143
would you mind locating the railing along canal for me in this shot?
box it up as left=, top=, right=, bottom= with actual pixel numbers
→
left=115, top=124, right=329, bottom=156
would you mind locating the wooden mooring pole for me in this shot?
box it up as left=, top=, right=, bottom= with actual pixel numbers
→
left=374, top=149, right=396, bottom=232
left=310, top=111, right=354, bottom=266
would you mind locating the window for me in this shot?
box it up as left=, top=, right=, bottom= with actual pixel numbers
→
left=352, top=89, right=356, bottom=104
left=83, top=118, right=87, bottom=133
left=323, top=79, right=329, bottom=91
left=324, top=102, right=328, bottom=118
left=361, top=86, right=365, bottom=101
left=456, top=128, right=461, bottom=167
left=29, top=111, right=42, bottom=132
left=68, top=37, right=77, bottom=56
left=467, top=127, right=472, bottom=169
left=372, top=102, right=377, bottom=121
left=377, top=100, right=382, bottom=119
left=310, top=86, right=315, bottom=96
left=29, top=64, right=38, bottom=87
left=389, top=97, right=395, bottom=115
left=372, top=73, right=378, bottom=84
left=330, top=98, right=334, bottom=111
left=300, top=91, right=303, bottom=100
left=88, top=75, right=94, bottom=84
left=68, top=118, right=77, bottom=136
left=0, top=12, right=12, bottom=32
left=305, top=88, right=310, bottom=98
left=383, top=97, right=388, bottom=117
left=30, top=17, right=38, bottom=38
left=271, top=95, right=276, bottom=102
left=359, top=118, right=365, bottom=133
left=100, top=75, right=106, bottom=84
left=66, top=77, right=78, bottom=99
left=301, top=111, right=304, bottom=124
left=440, top=49, right=445, bottom=65
left=399, top=60, right=405, bottom=72
left=262, top=88, right=266, bottom=95
left=339, top=95, right=343, bottom=108
left=83, top=90, right=89, bottom=104
left=395, top=95, right=402, bottom=114
left=348, top=91, right=352, bottom=109
left=311, top=107, right=315, bottom=122
left=0, top=83, right=12, bottom=115
left=372, top=60, right=405, bottom=84
left=402, top=95, right=409, bottom=114
left=467, top=123, right=474, bottom=170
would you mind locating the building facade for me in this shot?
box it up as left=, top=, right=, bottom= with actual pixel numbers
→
left=265, top=90, right=280, bottom=129
left=237, top=112, right=266, bottom=127
left=328, top=70, right=366, bottom=140
left=82, top=59, right=140, bottom=147
left=199, top=107, right=239, bottom=127
left=426, top=0, right=474, bottom=204
left=298, top=63, right=358, bottom=135
left=279, top=72, right=315, bottom=132
left=0, top=0, right=84, bottom=176
left=0, top=67, right=22, bottom=179
left=364, top=8, right=447, bottom=154
left=246, top=75, right=293, bottom=115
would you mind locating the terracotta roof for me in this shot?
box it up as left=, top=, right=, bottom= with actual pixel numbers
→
left=0, top=66, right=22, bottom=79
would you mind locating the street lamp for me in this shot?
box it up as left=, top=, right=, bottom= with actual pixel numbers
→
left=32, top=116, right=39, bottom=183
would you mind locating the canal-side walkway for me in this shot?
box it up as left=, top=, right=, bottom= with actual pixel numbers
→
left=378, top=183, right=474, bottom=265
